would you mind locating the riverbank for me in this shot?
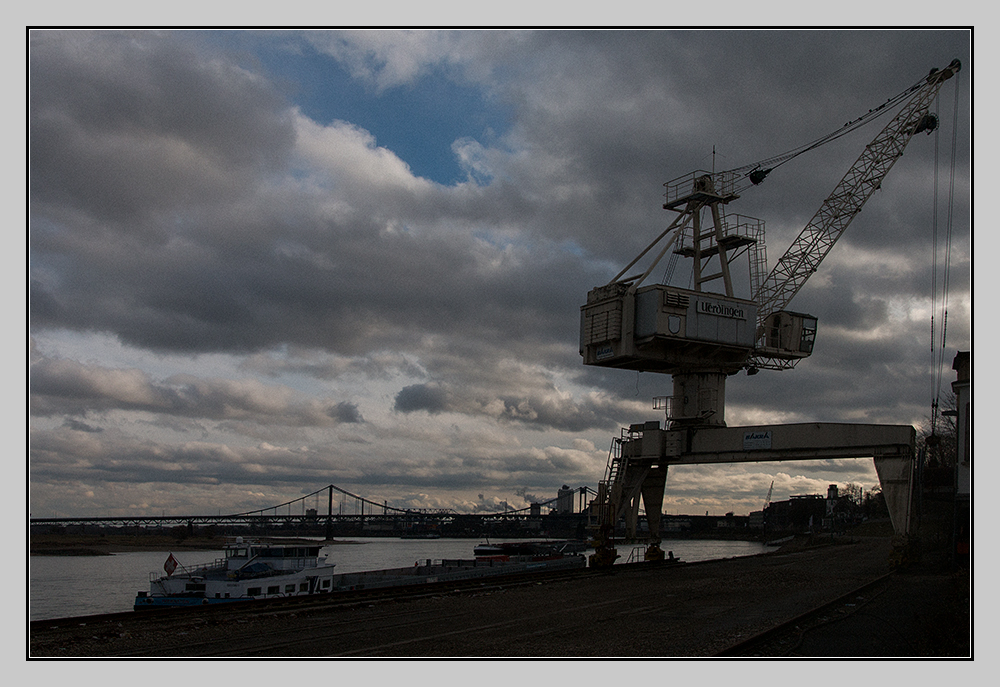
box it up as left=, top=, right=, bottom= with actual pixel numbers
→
left=29, top=534, right=969, bottom=657
left=30, top=534, right=220, bottom=556
left=28, top=533, right=369, bottom=556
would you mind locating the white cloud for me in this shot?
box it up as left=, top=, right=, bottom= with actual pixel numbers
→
left=305, top=30, right=466, bottom=91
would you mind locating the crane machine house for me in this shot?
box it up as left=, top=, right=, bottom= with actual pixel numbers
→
left=579, top=59, right=961, bottom=567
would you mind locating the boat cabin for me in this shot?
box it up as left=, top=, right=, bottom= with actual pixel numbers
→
left=224, top=539, right=325, bottom=571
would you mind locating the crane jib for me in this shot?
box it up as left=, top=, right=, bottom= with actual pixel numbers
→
left=753, top=59, right=961, bottom=343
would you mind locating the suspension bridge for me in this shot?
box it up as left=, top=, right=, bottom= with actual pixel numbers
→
left=29, top=484, right=598, bottom=540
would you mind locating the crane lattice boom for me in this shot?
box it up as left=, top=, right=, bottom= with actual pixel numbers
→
left=750, top=59, right=961, bottom=368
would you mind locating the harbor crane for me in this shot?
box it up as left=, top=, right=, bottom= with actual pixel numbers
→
left=581, top=59, right=961, bottom=566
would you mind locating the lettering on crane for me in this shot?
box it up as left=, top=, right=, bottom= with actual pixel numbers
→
left=698, top=301, right=747, bottom=320
left=743, top=430, right=772, bottom=451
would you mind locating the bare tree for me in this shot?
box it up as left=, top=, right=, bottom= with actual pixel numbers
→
left=862, top=484, right=888, bottom=519
left=917, top=391, right=958, bottom=468
left=841, top=483, right=862, bottom=507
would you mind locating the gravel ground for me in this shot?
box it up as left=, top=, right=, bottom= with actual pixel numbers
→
left=29, top=536, right=968, bottom=658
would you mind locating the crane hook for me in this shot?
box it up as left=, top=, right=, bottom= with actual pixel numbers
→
left=913, top=113, right=939, bottom=135
left=748, top=168, right=772, bottom=185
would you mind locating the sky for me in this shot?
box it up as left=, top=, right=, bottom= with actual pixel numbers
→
left=28, top=29, right=973, bottom=519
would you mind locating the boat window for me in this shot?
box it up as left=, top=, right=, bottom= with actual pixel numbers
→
left=308, top=547, right=320, bottom=556
left=247, top=587, right=261, bottom=596
left=299, top=583, right=309, bottom=592
left=185, top=583, right=206, bottom=591
left=320, top=579, right=331, bottom=589
left=285, top=584, right=296, bottom=593
left=267, top=586, right=279, bottom=595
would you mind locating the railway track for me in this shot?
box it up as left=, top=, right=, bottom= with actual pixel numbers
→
left=714, top=574, right=893, bottom=657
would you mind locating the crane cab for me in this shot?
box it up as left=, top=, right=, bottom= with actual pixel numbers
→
left=580, top=283, right=757, bottom=375
left=759, top=310, right=817, bottom=360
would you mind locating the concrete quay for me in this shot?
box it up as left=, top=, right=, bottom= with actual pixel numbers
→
left=29, top=536, right=970, bottom=658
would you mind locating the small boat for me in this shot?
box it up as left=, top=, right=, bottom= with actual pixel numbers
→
left=135, top=537, right=335, bottom=610
left=473, top=540, right=578, bottom=559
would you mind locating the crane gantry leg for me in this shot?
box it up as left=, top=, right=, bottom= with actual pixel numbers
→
left=587, top=421, right=916, bottom=568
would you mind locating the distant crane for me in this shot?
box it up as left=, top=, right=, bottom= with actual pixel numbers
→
left=763, top=480, right=774, bottom=511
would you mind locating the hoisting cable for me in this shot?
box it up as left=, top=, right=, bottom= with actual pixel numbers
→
left=929, top=71, right=962, bottom=440
left=653, top=73, right=937, bottom=292
left=930, top=105, right=939, bottom=436
left=720, top=73, right=934, bottom=195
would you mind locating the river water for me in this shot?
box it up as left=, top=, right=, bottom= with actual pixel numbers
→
left=29, top=537, right=767, bottom=622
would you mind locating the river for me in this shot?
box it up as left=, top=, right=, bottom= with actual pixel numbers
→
left=28, top=537, right=767, bottom=622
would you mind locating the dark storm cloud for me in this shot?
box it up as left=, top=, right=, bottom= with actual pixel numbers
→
left=29, top=422, right=597, bottom=499
left=30, top=31, right=968, bottom=366
left=29, top=30, right=971, bottom=516
left=30, top=352, right=363, bottom=428
left=486, top=30, right=970, bottom=266
left=393, top=379, right=624, bottom=432
left=63, top=419, right=103, bottom=433
left=30, top=31, right=296, bottom=224
left=30, top=48, right=603, bottom=358
left=394, top=383, right=450, bottom=413
left=329, top=401, right=364, bottom=424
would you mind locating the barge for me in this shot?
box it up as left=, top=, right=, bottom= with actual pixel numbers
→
left=135, top=538, right=586, bottom=610
left=135, top=537, right=336, bottom=610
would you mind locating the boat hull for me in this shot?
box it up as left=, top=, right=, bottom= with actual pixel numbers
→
left=134, top=595, right=247, bottom=610
left=135, top=555, right=585, bottom=610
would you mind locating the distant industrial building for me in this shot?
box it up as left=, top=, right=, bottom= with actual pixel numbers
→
left=749, top=484, right=854, bottom=536
left=556, top=485, right=575, bottom=514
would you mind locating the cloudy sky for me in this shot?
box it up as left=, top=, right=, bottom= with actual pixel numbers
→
left=28, top=30, right=972, bottom=519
